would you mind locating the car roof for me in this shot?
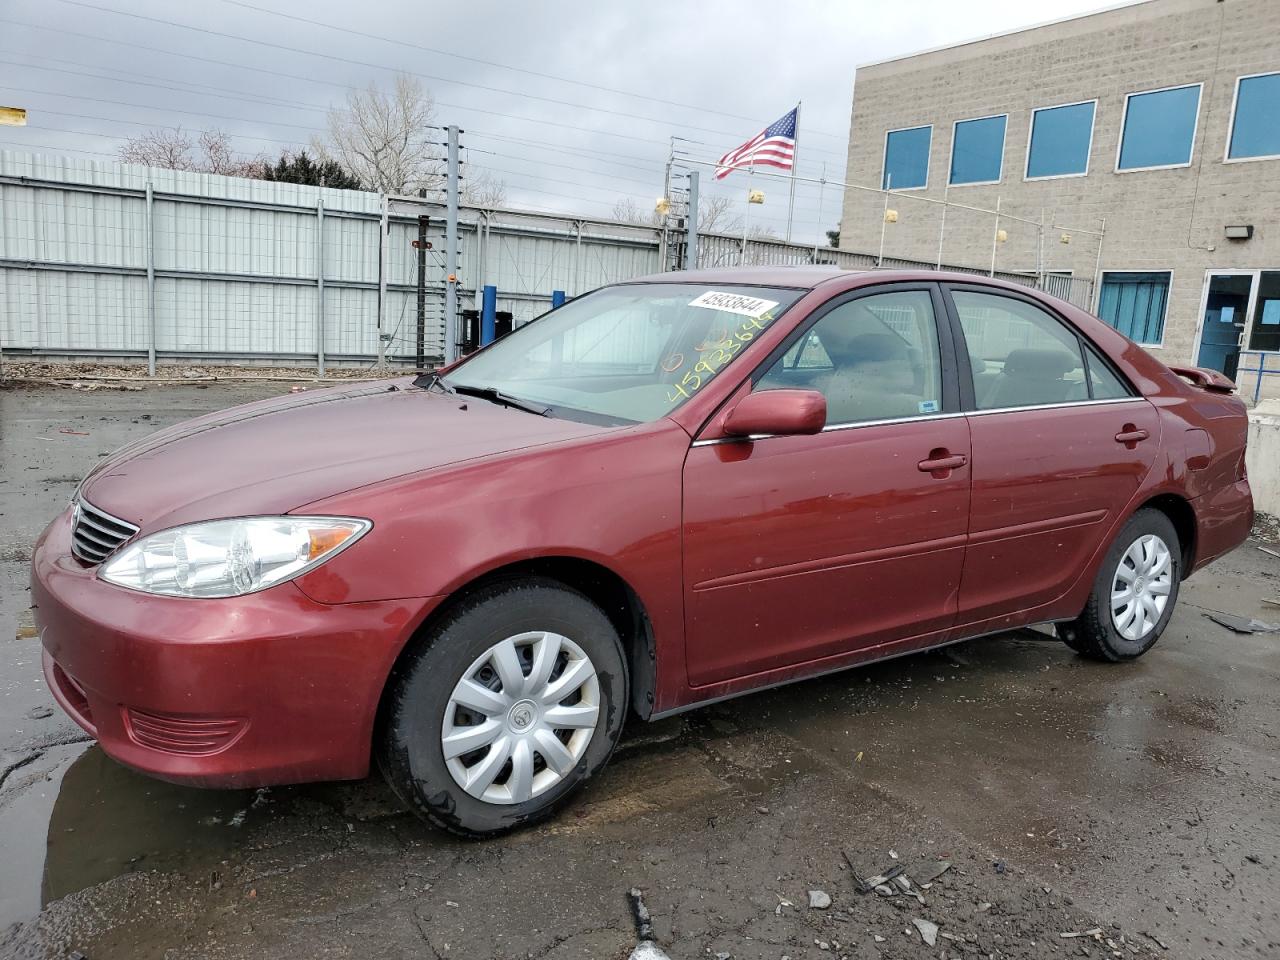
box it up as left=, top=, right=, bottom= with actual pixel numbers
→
left=616, top=265, right=1039, bottom=293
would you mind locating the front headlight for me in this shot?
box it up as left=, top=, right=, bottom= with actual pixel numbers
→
left=100, top=516, right=371, bottom=598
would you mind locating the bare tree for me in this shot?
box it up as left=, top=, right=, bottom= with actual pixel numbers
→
left=118, top=127, right=265, bottom=177
left=611, top=197, right=661, bottom=226
left=463, top=170, right=508, bottom=207
left=318, top=75, right=440, bottom=195
left=697, top=195, right=742, bottom=234
left=119, top=127, right=194, bottom=169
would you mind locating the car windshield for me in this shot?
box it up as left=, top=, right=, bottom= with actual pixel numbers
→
left=440, top=283, right=804, bottom=424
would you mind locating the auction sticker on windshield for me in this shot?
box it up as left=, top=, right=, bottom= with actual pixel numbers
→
left=688, top=291, right=779, bottom=318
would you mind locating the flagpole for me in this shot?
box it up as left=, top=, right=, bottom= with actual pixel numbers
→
left=785, top=101, right=801, bottom=243
left=740, top=162, right=753, bottom=266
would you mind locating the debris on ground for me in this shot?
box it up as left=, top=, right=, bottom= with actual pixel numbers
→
left=808, top=889, right=831, bottom=909
left=1059, top=928, right=1103, bottom=938
left=1204, top=612, right=1280, bottom=634
left=993, top=859, right=1007, bottom=874
left=1257, top=545, right=1280, bottom=560
left=626, top=887, right=655, bottom=941
left=915, top=860, right=952, bottom=886
left=911, top=917, right=939, bottom=946
left=625, top=887, right=671, bottom=959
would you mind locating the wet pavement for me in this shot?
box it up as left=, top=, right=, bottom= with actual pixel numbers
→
left=1, top=381, right=1278, bottom=960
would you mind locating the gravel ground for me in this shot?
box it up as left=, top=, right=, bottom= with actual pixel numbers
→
left=1, top=382, right=1278, bottom=960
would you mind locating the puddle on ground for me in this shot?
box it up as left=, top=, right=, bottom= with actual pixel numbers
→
left=0, top=745, right=255, bottom=929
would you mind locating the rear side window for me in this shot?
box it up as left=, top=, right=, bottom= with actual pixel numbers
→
left=1084, top=341, right=1131, bottom=400
left=952, top=290, right=1089, bottom=410
left=758, top=289, right=944, bottom=425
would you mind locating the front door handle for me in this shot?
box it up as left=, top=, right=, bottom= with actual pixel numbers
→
left=1115, top=426, right=1149, bottom=446
left=917, top=449, right=967, bottom=477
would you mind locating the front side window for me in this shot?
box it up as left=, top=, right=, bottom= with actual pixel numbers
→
left=1026, top=101, right=1096, bottom=179
left=1117, top=84, right=1201, bottom=170
left=758, top=289, right=943, bottom=424
left=883, top=126, right=932, bottom=190
left=950, top=115, right=1007, bottom=185
left=442, top=283, right=803, bottom=424
left=953, top=290, right=1090, bottom=409
left=1098, top=271, right=1171, bottom=344
left=1228, top=73, right=1280, bottom=160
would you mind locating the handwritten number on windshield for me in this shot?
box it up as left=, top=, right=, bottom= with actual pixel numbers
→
left=666, top=315, right=771, bottom=404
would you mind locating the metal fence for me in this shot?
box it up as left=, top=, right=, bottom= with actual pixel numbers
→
left=0, top=150, right=1095, bottom=373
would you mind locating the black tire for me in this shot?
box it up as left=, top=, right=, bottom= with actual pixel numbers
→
left=378, top=578, right=628, bottom=837
left=1060, top=508, right=1181, bottom=662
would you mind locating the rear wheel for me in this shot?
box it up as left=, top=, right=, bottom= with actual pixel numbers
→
left=1061, top=508, right=1180, bottom=661
left=378, top=579, right=627, bottom=837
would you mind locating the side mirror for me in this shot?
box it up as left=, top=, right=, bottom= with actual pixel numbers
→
left=723, top=389, right=827, bottom=438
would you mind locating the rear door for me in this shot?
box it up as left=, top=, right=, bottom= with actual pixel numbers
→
left=682, top=283, right=972, bottom=687
left=942, top=284, right=1160, bottom=626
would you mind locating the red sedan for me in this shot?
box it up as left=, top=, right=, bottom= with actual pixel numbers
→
left=32, top=268, right=1252, bottom=836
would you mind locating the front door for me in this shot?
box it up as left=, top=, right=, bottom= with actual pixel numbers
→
left=1197, top=273, right=1254, bottom=379
left=682, top=285, right=971, bottom=687
left=943, top=285, right=1161, bottom=627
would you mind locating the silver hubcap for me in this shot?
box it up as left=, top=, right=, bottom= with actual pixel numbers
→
left=441, top=632, right=600, bottom=805
left=1111, top=533, right=1173, bottom=641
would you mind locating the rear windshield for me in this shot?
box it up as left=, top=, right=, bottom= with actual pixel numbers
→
left=441, top=283, right=804, bottom=424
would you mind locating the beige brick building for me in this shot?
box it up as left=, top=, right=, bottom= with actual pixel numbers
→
left=840, top=0, right=1280, bottom=399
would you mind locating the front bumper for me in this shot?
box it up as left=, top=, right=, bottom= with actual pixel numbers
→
left=32, top=508, right=438, bottom=788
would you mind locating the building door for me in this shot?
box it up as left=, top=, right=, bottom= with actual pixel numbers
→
left=1196, top=274, right=1255, bottom=379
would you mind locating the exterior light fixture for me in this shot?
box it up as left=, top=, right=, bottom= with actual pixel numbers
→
left=996, top=228, right=1008, bottom=243
left=748, top=189, right=765, bottom=205
left=654, top=197, right=671, bottom=216
left=1224, top=224, right=1254, bottom=240
left=1060, top=233, right=1072, bottom=245
left=883, top=209, right=898, bottom=223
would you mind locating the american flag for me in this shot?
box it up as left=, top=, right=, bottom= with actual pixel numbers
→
left=715, top=107, right=798, bottom=180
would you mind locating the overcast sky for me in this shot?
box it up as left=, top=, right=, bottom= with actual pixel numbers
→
left=3, top=0, right=1122, bottom=243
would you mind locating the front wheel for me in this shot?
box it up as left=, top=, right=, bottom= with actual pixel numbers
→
left=378, top=579, right=628, bottom=837
left=1060, top=508, right=1181, bottom=661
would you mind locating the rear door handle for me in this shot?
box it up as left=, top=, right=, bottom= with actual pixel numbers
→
left=917, top=451, right=967, bottom=476
left=1115, top=427, right=1149, bottom=445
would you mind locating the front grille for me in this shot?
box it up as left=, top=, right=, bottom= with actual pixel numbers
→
left=71, top=499, right=139, bottom=564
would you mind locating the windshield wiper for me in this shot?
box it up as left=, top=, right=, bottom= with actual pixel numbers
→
left=450, top=384, right=552, bottom=417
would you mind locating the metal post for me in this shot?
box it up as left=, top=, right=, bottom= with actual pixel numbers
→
left=740, top=165, right=754, bottom=265
left=481, top=284, right=497, bottom=345
left=573, top=220, right=583, bottom=294
left=812, top=163, right=825, bottom=262
left=377, top=193, right=388, bottom=369
left=444, top=125, right=460, bottom=363
left=685, top=170, right=700, bottom=270
left=316, top=199, right=325, bottom=377
left=877, top=175, right=892, bottom=268
left=1092, top=217, right=1106, bottom=312
left=416, top=190, right=428, bottom=370
left=935, top=182, right=949, bottom=270
left=786, top=101, right=801, bottom=243
left=1036, top=208, right=1045, bottom=288
left=989, top=196, right=1002, bottom=277
left=145, top=180, right=156, bottom=376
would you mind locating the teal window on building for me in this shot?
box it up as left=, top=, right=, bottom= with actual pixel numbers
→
left=1098, top=272, right=1170, bottom=345
left=1026, top=101, right=1095, bottom=179
left=950, top=115, right=1007, bottom=185
left=883, top=126, right=931, bottom=189
left=1118, top=84, right=1201, bottom=170
left=1228, top=73, right=1280, bottom=160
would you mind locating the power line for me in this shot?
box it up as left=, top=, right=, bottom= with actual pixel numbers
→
left=42, top=0, right=849, bottom=160
left=216, top=0, right=849, bottom=141
left=0, top=85, right=328, bottom=135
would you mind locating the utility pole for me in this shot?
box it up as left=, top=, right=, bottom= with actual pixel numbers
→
left=444, top=125, right=460, bottom=363
left=415, top=188, right=428, bottom=370
left=685, top=170, right=700, bottom=270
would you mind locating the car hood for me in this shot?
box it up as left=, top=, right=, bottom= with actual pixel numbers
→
left=79, top=378, right=608, bottom=531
